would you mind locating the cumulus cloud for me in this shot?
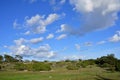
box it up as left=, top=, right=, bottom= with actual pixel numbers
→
left=30, top=37, right=44, bottom=44
left=10, top=38, right=56, bottom=58
left=46, top=34, right=54, bottom=39
left=56, top=34, right=67, bottom=40
left=68, top=0, right=120, bottom=35
left=109, top=31, right=120, bottom=42
left=75, top=44, right=80, bottom=50
left=56, top=24, right=69, bottom=33
left=24, top=13, right=60, bottom=34
left=14, top=38, right=27, bottom=45
left=9, top=43, right=56, bottom=58
left=10, top=44, right=32, bottom=56
left=14, top=37, right=44, bottom=45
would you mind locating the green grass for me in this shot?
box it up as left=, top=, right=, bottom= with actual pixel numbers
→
left=0, top=66, right=120, bottom=80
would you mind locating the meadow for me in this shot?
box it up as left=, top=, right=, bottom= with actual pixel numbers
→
left=0, top=66, right=120, bottom=80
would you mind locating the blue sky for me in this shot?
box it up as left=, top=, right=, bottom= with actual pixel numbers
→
left=0, top=0, right=120, bottom=61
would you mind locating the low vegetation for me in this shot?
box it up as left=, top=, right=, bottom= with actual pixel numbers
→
left=0, top=54, right=120, bottom=72
left=0, top=54, right=120, bottom=80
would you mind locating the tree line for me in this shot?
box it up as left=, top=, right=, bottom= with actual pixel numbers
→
left=0, top=54, right=120, bottom=72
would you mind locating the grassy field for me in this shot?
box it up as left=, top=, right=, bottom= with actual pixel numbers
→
left=0, top=66, right=120, bottom=80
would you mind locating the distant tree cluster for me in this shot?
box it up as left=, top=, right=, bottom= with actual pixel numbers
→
left=0, top=54, right=120, bottom=72
left=0, top=54, right=51, bottom=71
left=96, top=54, right=120, bottom=71
left=0, top=54, right=22, bottom=63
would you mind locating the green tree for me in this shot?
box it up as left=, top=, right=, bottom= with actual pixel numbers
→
left=0, top=55, right=3, bottom=63
left=96, top=54, right=118, bottom=71
left=4, top=54, right=17, bottom=62
left=15, top=55, right=23, bottom=62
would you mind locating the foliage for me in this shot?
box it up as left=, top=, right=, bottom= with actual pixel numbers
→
left=15, top=55, right=23, bottom=62
left=115, top=60, right=120, bottom=71
left=96, top=54, right=120, bottom=71
left=0, top=54, right=120, bottom=72
left=32, top=62, right=51, bottom=71
left=14, top=63, right=26, bottom=71
left=4, top=54, right=18, bottom=62
left=14, top=62, right=51, bottom=71
left=0, top=55, right=3, bottom=63
left=66, top=64, right=79, bottom=70
left=76, top=59, right=95, bottom=68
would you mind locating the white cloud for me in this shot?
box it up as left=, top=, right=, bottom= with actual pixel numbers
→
left=69, top=0, right=120, bottom=35
left=109, top=31, right=120, bottom=42
left=56, top=34, right=67, bottom=40
left=56, top=24, right=68, bottom=33
left=10, top=43, right=56, bottom=58
left=46, top=34, right=54, bottom=39
left=14, top=37, right=44, bottom=45
left=75, top=44, right=80, bottom=50
left=25, top=13, right=60, bottom=34
left=70, top=0, right=120, bottom=14
left=45, top=13, right=59, bottom=25
left=14, top=38, right=27, bottom=45
left=30, top=37, right=44, bottom=44
left=97, top=41, right=106, bottom=45
left=24, top=31, right=30, bottom=35
left=10, top=45, right=32, bottom=56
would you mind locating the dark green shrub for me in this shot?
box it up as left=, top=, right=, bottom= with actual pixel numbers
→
left=115, top=60, right=120, bottom=71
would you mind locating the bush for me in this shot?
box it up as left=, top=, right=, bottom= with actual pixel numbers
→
left=66, top=64, right=79, bottom=70
left=14, top=63, right=26, bottom=71
left=32, top=62, right=51, bottom=71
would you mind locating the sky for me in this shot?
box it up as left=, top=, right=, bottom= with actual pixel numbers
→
left=0, top=0, right=120, bottom=61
